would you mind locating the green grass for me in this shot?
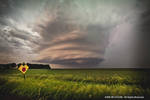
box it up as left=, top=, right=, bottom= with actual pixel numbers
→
left=0, top=69, right=150, bottom=100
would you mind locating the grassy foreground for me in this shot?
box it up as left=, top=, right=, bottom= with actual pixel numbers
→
left=0, top=69, right=150, bottom=100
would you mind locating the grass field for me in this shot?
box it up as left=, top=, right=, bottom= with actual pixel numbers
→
left=0, top=69, right=150, bottom=100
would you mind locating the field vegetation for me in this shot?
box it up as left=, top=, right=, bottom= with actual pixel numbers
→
left=0, top=69, right=150, bottom=100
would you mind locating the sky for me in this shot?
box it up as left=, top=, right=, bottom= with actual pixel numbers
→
left=0, top=0, right=150, bottom=68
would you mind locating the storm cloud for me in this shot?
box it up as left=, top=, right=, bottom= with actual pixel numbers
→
left=0, top=0, right=150, bottom=68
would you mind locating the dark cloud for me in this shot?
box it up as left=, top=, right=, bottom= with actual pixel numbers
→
left=37, top=58, right=102, bottom=65
left=33, top=0, right=124, bottom=66
left=0, top=0, right=150, bottom=68
left=100, top=0, right=150, bottom=68
left=0, top=0, right=12, bottom=15
left=135, top=0, right=150, bottom=67
left=0, top=0, right=39, bottom=63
